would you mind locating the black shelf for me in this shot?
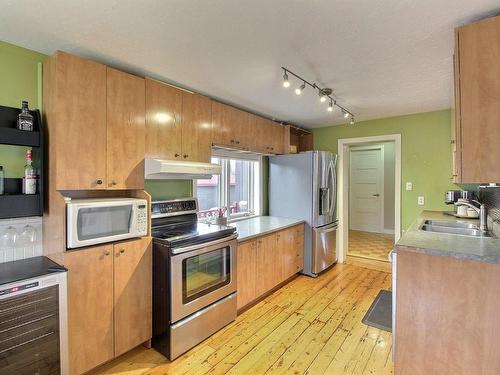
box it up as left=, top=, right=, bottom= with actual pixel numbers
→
left=0, top=105, right=44, bottom=219
left=0, top=127, right=40, bottom=147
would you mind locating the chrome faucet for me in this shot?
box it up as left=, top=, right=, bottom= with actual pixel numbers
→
left=454, top=200, right=488, bottom=232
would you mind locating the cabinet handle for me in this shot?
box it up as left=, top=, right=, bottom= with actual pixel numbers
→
left=96, top=179, right=103, bottom=185
left=104, top=251, right=110, bottom=256
left=119, top=249, right=125, bottom=254
left=271, top=147, right=274, bottom=150
left=230, top=140, right=235, bottom=143
left=236, top=140, right=240, bottom=144
left=183, top=154, right=188, bottom=158
left=111, top=181, right=117, bottom=186
left=175, top=153, right=180, bottom=158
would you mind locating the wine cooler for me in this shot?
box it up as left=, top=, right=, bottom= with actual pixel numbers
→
left=0, top=257, right=68, bottom=375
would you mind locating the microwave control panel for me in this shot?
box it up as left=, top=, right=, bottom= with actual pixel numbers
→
left=137, top=204, right=148, bottom=234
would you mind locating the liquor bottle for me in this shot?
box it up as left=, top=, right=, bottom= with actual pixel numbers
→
left=23, top=150, right=37, bottom=195
left=17, top=101, right=34, bottom=131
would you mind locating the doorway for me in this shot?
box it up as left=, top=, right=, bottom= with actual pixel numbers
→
left=337, top=134, right=401, bottom=264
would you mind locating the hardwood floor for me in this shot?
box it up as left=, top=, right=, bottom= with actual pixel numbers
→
left=348, top=230, right=394, bottom=262
left=90, top=263, right=393, bottom=375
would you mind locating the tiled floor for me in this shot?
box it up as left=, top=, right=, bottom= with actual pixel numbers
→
left=348, top=230, right=394, bottom=262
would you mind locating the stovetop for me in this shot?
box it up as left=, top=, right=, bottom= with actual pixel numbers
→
left=151, top=198, right=236, bottom=248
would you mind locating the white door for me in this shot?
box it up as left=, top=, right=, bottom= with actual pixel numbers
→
left=349, top=146, right=384, bottom=233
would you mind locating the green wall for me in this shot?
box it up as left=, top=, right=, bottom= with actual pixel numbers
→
left=0, top=40, right=46, bottom=178
left=313, top=110, right=457, bottom=230
left=145, top=180, right=193, bottom=200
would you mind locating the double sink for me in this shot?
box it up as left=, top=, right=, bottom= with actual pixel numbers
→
left=420, top=220, right=493, bottom=238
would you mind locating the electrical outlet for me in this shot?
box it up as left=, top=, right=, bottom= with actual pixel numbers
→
left=406, top=182, right=413, bottom=191
left=418, top=196, right=425, bottom=206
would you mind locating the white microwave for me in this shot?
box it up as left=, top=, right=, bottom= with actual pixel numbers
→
left=66, top=198, right=148, bottom=249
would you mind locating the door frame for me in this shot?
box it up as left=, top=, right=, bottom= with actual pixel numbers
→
left=337, top=134, right=401, bottom=263
left=349, top=144, right=385, bottom=234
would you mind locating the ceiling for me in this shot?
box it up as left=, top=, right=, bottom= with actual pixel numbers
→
left=0, top=1, right=498, bottom=128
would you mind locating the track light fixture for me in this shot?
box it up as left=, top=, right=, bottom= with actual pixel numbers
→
left=281, top=67, right=354, bottom=122
left=295, top=82, right=305, bottom=95
left=319, top=90, right=327, bottom=103
left=282, top=71, right=290, bottom=88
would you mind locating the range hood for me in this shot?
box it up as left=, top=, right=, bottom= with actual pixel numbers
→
left=145, top=158, right=221, bottom=180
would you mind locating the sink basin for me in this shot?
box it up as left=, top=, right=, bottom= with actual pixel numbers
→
left=420, top=221, right=492, bottom=238
left=423, top=220, right=479, bottom=229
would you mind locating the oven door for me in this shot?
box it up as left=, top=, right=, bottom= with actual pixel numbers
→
left=170, top=234, right=237, bottom=323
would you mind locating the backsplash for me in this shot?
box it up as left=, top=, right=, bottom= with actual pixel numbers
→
left=0, top=216, right=42, bottom=263
left=480, top=186, right=500, bottom=226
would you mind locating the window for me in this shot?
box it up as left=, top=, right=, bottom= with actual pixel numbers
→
left=195, top=154, right=262, bottom=222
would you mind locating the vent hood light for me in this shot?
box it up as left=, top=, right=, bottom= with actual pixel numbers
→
left=145, top=159, right=222, bottom=180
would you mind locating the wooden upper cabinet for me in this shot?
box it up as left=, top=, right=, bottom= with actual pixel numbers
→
left=45, top=51, right=108, bottom=190
left=113, top=238, right=152, bottom=357
left=106, top=68, right=145, bottom=190
left=145, top=79, right=182, bottom=160
left=65, top=245, right=114, bottom=375
left=181, top=92, right=213, bottom=162
left=455, top=16, right=500, bottom=183
left=212, top=101, right=252, bottom=150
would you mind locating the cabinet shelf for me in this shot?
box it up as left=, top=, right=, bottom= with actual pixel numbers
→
left=0, top=127, right=40, bottom=147
left=0, top=105, right=44, bottom=219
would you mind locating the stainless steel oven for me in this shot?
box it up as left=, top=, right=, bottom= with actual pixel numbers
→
left=152, top=198, right=239, bottom=360
left=170, top=234, right=237, bottom=322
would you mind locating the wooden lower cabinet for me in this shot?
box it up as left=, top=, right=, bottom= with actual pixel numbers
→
left=236, top=240, right=257, bottom=309
left=113, top=238, right=152, bottom=356
left=66, top=245, right=114, bottom=375
left=65, top=238, right=152, bottom=374
left=236, top=224, right=304, bottom=310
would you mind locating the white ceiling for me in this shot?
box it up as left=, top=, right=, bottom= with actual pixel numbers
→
left=0, top=1, right=498, bottom=128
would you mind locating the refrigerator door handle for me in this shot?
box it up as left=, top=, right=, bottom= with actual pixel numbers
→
left=328, top=160, right=336, bottom=217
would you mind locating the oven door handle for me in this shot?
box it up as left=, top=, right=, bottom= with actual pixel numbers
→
left=171, top=233, right=238, bottom=255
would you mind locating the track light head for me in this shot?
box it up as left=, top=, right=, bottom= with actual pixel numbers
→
left=327, top=100, right=333, bottom=112
left=295, top=82, right=306, bottom=95
left=282, top=71, right=290, bottom=88
left=349, top=116, right=355, bottom=125
left=343, top=111, right=349, bottom=119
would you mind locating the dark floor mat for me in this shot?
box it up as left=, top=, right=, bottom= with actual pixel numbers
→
left=362, top=289, right=392, bottom=332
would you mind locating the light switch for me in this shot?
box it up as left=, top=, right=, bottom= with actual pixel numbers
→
left=418, top=196, right=425, bottom=206
left=406, top=182, right=413, bottom=191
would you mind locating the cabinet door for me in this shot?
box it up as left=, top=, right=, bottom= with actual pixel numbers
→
left=181, top=92, right=213, bottom=162
left=276, top=227, right=300, bottom=281
left=145, top=79, right=182, bottom=160
left=457, top=17, right=500, bottom=182
left=271, top=122, right=285, bottom=154
left=52, top=52, right=107, bottom=190
left=250, top=115, right=269, bottom=154
left=212, top=101, right=235, bottom=147
left=113, top=238, right=152, bottom=356
left=255, top=234, right=278, bottom=296
left=294, top=225, right=305, bottom=273
left=106, top=68, right=146, bottom=189
left=236, top=240, right=257, bottom=309
left=65, top=245, right=114, bottom=375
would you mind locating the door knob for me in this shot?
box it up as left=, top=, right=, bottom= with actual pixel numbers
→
left=372, top=194, right=380, bottom=197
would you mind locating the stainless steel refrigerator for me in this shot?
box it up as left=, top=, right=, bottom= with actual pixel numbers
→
left=269, top=151, right=338, bottom=277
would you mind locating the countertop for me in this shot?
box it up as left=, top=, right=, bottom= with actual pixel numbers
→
left=230, top=216, right=304, bottom=242
left=395, top=210, right=500, bottom=264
